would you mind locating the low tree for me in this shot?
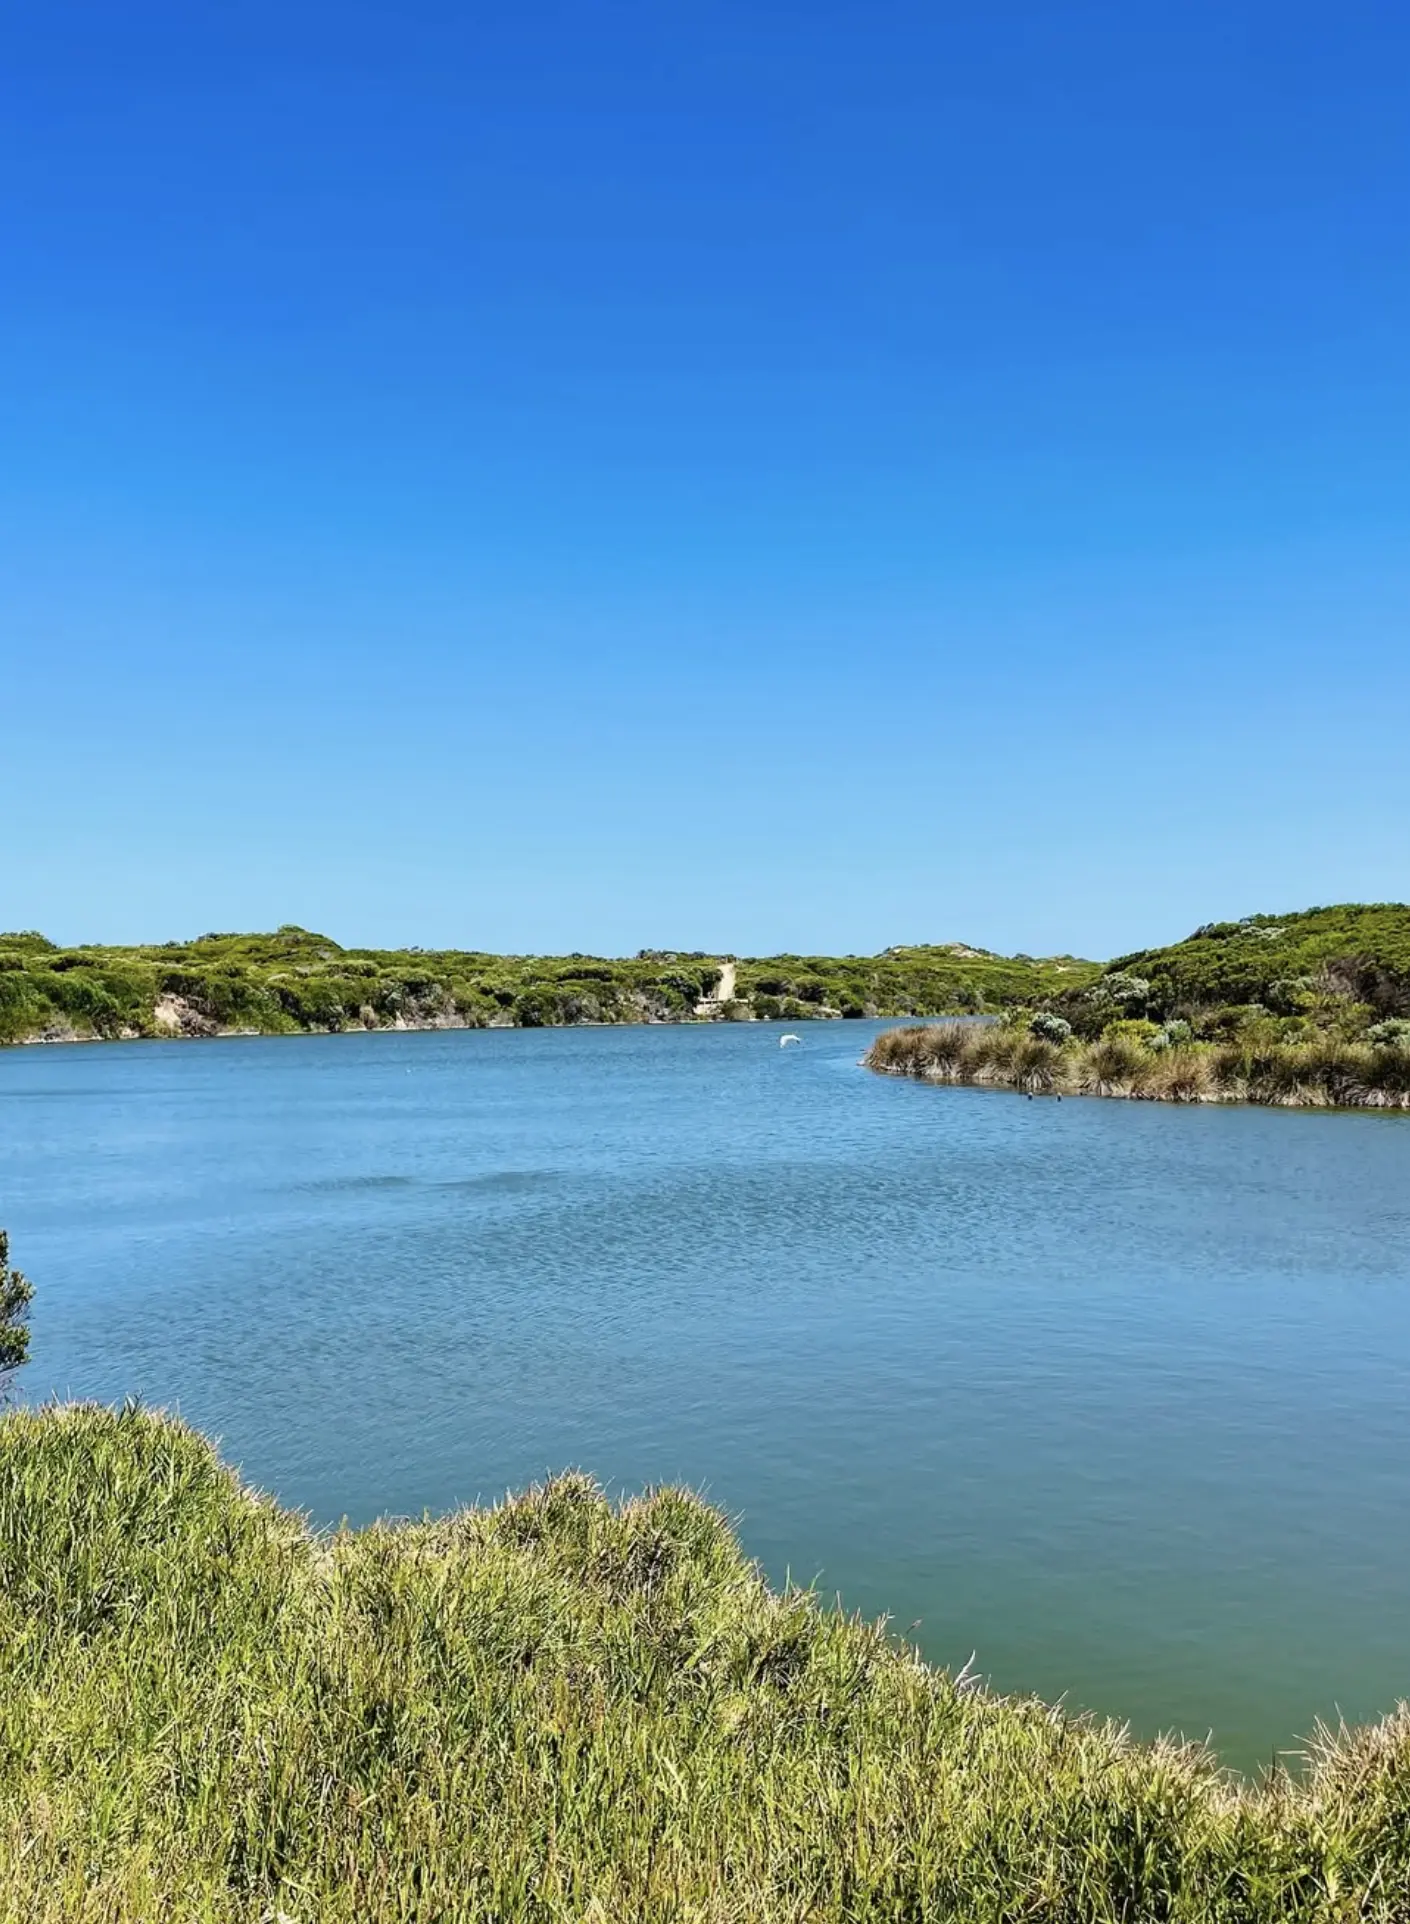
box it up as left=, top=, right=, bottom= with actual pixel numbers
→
left=0, top=1231, right=32, bottom=1390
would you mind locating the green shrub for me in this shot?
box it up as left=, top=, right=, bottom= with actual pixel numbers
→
left=1368, top=1018, right=1410, bottom=1049
left=0, top=1233, right=30, bottom=1384
left=1029, top=1011, right=1072, bottom=1043
left=1104, top=1017, right=1161, bottom=1044
left=1151, top=1020, right=1194, bottom=1050
left=0, top=972, right=48, bottom=1042
left=37, top=971, right=129, bottom=1037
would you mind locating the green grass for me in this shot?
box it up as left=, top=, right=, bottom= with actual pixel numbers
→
left=2, top=1404, right=1409, bottom=1919
left=0, top=926, right=1096, bottom=1045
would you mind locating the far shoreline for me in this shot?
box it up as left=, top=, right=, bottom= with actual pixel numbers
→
left=4, top=1008, right=873, bottom=1049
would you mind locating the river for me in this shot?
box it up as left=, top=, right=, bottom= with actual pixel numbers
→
left=3, top=1018, right=1408, bottom=1770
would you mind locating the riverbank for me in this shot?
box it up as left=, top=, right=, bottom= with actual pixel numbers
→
left=3, top=1401, right=1408, bottom=1921
left=867, top=1021, right=1410, bottom=1107
left=0, top=926, right=1094, bottom=1045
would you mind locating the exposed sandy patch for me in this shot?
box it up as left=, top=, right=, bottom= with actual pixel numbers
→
left=694, top=960, right=737, bottom=1014
left=153, top=994, right=217, bottom=1038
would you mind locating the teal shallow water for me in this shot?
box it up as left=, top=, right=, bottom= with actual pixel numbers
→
left=3, top=1020, right=1409, bottom=1770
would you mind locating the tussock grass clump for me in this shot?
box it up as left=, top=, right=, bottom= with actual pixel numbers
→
left=2, top=1405, right=1410, bottom=1919
left=1144, top=1045, right=1216, bottom=1104
left=1081, top=1032, right=1152, bottom=1095
left=868, top=1025, right=1410, bottom=1110
left=868, top=1021, right=1069, bottom=1093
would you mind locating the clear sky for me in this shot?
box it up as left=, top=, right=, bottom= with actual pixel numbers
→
left=5, top=2, right=1408, bottom=960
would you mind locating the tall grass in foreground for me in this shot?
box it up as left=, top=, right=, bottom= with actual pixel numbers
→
left=867, top=1023, right=1410, bottom=1109
left=2, top=1406, right=1409, bottom=1919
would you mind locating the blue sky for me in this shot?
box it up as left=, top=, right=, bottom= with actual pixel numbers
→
left=5, top=2, right=1408, bottom=959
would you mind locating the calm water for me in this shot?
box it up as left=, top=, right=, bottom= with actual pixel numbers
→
left=4, top=1021, right=1409, bottom=1769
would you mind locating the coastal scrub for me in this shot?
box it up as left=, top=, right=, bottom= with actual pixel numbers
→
left=0, top=926, right=1094, bottom=1044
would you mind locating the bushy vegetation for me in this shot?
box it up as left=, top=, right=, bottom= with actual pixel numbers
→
left=0, top=1232, right=31, bottom=1385
left=868, top=1018, right=1410, bottom=1109
left=8, top=906, right=1408, bottom=1060
left=0, top=927, right=1095, bottom=1044
left=736, top=945, right=1097, bottom=1024
left=1060, top=905, right=1410, bottom=1036
left=850, top=903, right=1410, bottom=1108
left=3, top=1403, right=1409, bottom=1921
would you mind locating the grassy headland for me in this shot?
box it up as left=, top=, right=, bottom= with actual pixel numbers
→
left=0, top=926, right=1095, bottom=1045
left=867, top=1018, right=1410, bottom=1107
left=3, top=1401, right=1409, bottom=1921
left=868, top=904, right=1410, bottom=1109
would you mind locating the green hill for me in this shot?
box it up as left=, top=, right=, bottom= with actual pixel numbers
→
left=7, top=906, right=1408, bottom=1050
left=3, top=1402, right=1408, bottom=1921
left=1052, top=903, right=1410, bottom=1037
left=1104, top=903, right=1410, bottom=1018
left=0, top=927, right=1096, bottom=1045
